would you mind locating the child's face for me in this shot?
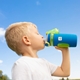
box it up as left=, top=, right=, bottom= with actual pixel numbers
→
left=28, top=26, right=45, bottom=50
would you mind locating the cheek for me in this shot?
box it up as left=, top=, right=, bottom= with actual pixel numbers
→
left=30, top=37, right=37, bottom=44
left=30, top=35, right=42, bottom=44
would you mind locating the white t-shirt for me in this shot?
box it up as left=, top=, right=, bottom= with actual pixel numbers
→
left=12, top=56, right=58, bottom=80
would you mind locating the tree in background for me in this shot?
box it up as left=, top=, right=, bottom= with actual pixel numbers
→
left=0, top=70, right=10, bottom=80
left=0, top=70, right=2, bottom=77
left=66, top=77, right=69, bottom=80
left=62, top=77, right=64, bottom=80
left=59, top=77, right=65, bottom=80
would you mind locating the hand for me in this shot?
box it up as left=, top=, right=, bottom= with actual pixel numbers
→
left=55, top=46, right=69, bottom=52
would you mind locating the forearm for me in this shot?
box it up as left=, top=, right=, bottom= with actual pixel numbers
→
left=61, top=48, right=70, bottom=76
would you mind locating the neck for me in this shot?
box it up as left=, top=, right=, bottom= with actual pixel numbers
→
left=22, top=48, right=38, bottom=58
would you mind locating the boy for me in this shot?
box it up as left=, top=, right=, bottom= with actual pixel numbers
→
left=5, top=22, right=70, bottom=80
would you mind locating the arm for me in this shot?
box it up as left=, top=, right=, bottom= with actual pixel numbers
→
left=52, top=47, right=70, bottom=77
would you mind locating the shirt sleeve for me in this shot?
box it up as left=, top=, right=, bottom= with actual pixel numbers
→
left=43, top=59, right=58, bottom=74
left=12, top=62, right=32, bottom=80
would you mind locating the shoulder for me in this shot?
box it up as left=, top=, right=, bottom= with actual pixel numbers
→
left=12, top=57, right=29, bottom=71
left=14, top=56, right=29, bottom=65
left=11, top=57, right=31, bottom=80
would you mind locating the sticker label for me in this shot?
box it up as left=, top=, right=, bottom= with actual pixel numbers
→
left=58, top=37, right=62, bottom=41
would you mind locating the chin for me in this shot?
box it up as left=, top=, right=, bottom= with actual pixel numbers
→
left=38, top=46, right=44, bottom=51
left=41, top=45, right=45, bottom=49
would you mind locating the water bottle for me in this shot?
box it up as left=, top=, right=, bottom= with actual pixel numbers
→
left=45, top=28, right=77, bottom=47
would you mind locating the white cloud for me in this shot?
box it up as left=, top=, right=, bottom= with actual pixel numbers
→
left=0, top=60, right=3, bottom=64
left=0, top=28, right=6, bottom=42
left=36, top=1, right=41, bottom=5
left=0, top=28, right=5, bottom=37
left=77, top=59, right=80, bottom=64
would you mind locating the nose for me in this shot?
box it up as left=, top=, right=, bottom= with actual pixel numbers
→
left=40, top=34, right=45, bottom=41
left=41, top=35, right=44, bottom=38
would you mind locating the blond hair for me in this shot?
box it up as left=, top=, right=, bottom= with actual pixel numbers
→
left=5, top=22, right=36, bottom=55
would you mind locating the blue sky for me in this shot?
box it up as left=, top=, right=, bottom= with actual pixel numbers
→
left=0, top=0, right=80, bottom=79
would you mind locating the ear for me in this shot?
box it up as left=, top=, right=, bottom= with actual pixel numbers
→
left=22, top=36, right=31, bottom=46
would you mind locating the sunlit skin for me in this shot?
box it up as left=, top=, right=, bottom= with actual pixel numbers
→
left=20, top=25, right=70, bottom=77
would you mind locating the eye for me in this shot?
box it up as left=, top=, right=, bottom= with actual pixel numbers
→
left=36, top=33, right=39, bottom=35
left=37, top=33, right=39, bottom=35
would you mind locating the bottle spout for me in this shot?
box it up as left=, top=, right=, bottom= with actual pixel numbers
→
left=46, top=28, right=59, bottom=35
left=45, top=42, right=50, bottom=46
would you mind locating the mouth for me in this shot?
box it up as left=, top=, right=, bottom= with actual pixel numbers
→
left=43, top=39, right=46, bottom=44
left=43, top=40, right=45, bottom=44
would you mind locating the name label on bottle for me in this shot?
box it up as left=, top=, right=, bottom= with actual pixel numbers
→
left=58, top=37, right=62, bottom=41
